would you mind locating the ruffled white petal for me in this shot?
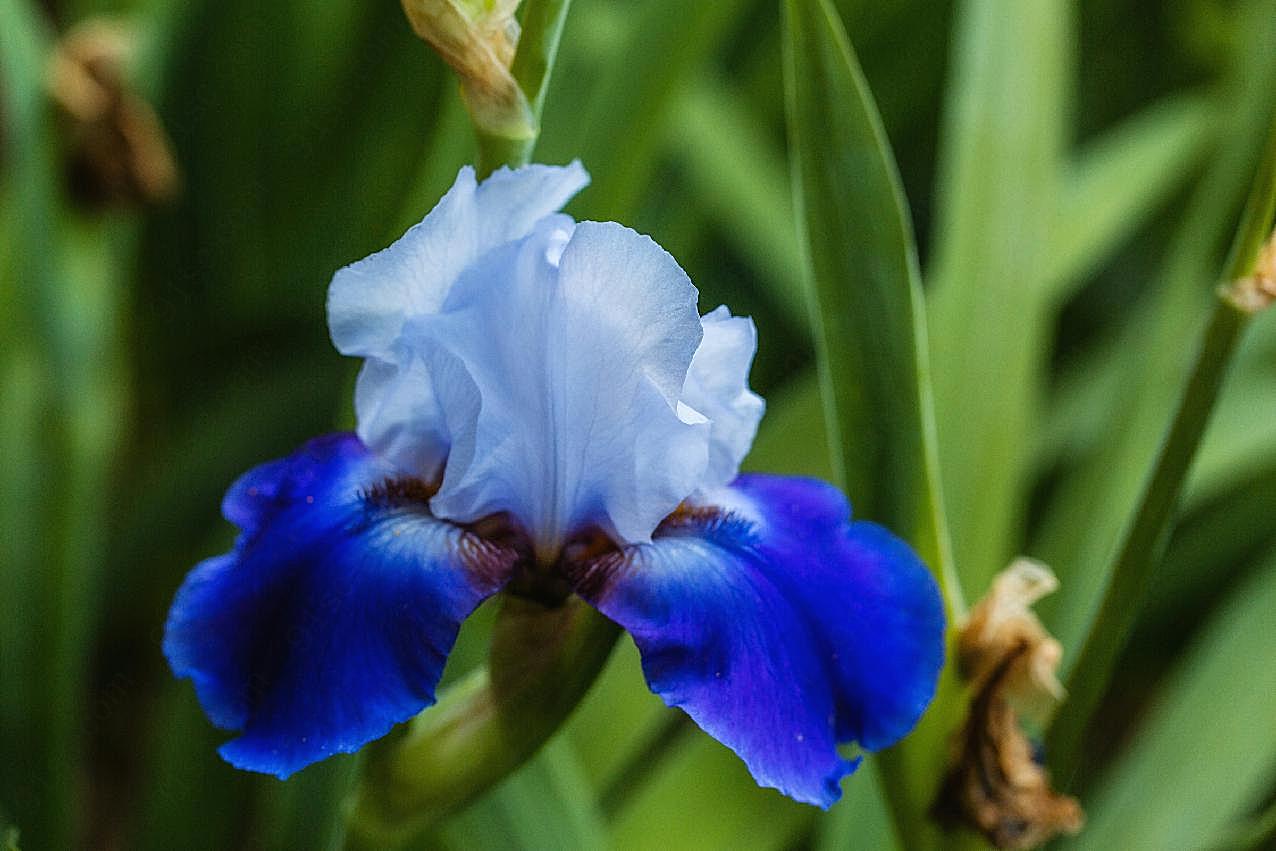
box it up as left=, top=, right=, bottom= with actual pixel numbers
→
left=327, top=162, right=589, bottom=477
left=422, top=220, right=710, bottom=552
left=327, top=161, right=769, bottom=552
left=681, top=306, right=766, bottom=489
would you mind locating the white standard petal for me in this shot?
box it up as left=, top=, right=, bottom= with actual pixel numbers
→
left=421, top=220, right=711, bottom=554
left=326, top=161, right=589, bottom=478
left=681, top=306, right=766, bottom=489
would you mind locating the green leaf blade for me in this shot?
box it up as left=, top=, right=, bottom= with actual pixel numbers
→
left=782, top=0, right=954, bottom=598
left=782, top=0, right=961, bottom=843
left=926, top=0, right=1070, bottom=596
left=1036, top=0, right=1276, bottom=663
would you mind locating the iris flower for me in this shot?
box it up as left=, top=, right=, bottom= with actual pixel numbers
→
left=164, top=162, right=945, bottom=807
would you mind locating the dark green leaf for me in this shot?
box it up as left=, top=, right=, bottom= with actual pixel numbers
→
left=782, top=0, right=957, bottom=601
left=782, top=0, right=961, bottom=843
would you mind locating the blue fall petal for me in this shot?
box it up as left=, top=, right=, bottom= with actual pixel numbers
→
left=163, top=433, right=516, bottom=778
left=572, top=474, right=945, bottom=808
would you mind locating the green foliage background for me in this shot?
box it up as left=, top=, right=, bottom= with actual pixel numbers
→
left=2, top=0, right=1275, bottom=848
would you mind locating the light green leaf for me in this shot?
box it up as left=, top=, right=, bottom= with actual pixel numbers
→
left=782, top=0, right=956, bottom=601
left=812, top=758, right=901, bottom=851
left=552, top=0, right=750, bottom=219
left=1037, top=293, right=1276, bottom=485
left=510, top=0, right=572, bottom=119
left=563, top=639, right=669, bottom=794
left=1045, top=14, right=1276, bottom=774
left=0, top=5, right=84, bottom=848
left=744, top=370, right=832, bottom=481
left=609, top=729, right=813, bottom=851
left=927, top=0, right=1069, bottom=596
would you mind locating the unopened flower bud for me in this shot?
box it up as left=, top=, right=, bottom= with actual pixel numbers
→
left=400, top=0, right=536, bottom=140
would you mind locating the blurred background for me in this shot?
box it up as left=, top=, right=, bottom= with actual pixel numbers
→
left=2, top=0, right=1275, bottom=848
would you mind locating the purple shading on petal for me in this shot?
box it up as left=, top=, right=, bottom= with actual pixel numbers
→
left=572, top=474, right=945, bottom=808
left=163, top=433, right=516, bottom=778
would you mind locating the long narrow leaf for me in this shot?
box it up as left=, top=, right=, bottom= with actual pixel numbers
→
left=667, top=76, right=809, bottom=333
left=782, top=0, right=960, bottom=843
left=811, top=757, right=901, bottom=851
left=782, top=0, right=956, bottom=602
left=609, top=730, right=813, bottom=851
left=927, top=0, right=1069, bottom=596
left=548, top=0, right=750, bottom=219
left=438, top=739, right=608, bottom=851
left=0, top=4, right=78, bottom=848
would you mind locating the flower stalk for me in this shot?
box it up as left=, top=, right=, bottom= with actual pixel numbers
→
left=1046, top=115, right=1276, bottom=779
left=344, top=596, right=620, bottom=848
left=479, top=0, right=572, bottom=174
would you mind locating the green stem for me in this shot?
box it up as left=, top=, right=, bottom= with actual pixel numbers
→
left=340, top=2, right=599, bottom=843
left=1046, top=299, right=1250, bottom=779
left=475, top=132, right=537, bottom=178
left=475, top=0, right=573, bottom=175
left=343, top=595, right=619, bottom=848
left=1047, top=116, right=1276, bottom=782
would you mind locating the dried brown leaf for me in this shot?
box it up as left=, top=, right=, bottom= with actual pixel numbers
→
left=46, top=19, right=179, bottom=208
left=935, top=559, right=1084, bottom=849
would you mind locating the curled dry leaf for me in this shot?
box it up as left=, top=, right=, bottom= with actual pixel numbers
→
left=934, top=558, right=1084, bottom=849
left=46, top=19, right=179, bottom=208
